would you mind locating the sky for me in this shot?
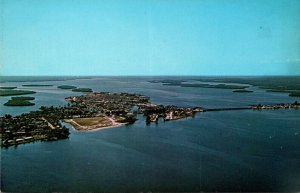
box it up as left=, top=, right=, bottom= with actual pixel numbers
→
left=1, top=0, right=300, bottom=76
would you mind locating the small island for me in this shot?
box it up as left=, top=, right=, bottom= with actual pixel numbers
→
left=58, top=85, right=77, bottom=89
left=233, top=90, right=254, bottom=93
left=11, top=96, right=35, bottom=100
left=149, top=80, right=249, bottom=90
left=22, top=84, right=53, bottom=87
left=289, top=91, right=300, bottom=97
left=72, top=88, right=93, bottom=92
left=266, top=90, right=300, bottom=97
left=4, top=96, right=35, bottom=106
left=180, top=83, right=249, bottom=89
left=0, top=86, right=17, bottom=89
left=0, top=89, right=36, bottom=96
left=4, top=99, right=35, bottom=106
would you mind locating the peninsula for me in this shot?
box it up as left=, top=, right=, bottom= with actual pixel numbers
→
left=1, top=91, right=299, bottom=147
left=0, top=91, right=202, bottom=147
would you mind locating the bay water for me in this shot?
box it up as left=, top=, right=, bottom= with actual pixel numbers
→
left=1, top=76, right=299, bottom=192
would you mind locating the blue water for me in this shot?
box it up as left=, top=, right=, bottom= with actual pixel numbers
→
left=1, top=76, right=300, bottom=192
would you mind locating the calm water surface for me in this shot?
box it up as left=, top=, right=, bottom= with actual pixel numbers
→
left=1, top=77, right=300, bottom=192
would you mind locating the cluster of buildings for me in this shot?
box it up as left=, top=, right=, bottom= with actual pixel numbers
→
left=3, top=90, right=297, bottom=148
left=1, top=91, right=206, bottom=147
left=143, top=105, right=204, bottom=124
left=64, top=92, right=204, bottom=125
left=250, top=101, right=300, bottom=110
left=1, top=113, right=69, bottom=147
left=65, top=92, right=151, bottom=117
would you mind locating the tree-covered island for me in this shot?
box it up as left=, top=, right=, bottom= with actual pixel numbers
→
left=0, top=87, right=17, bottom=89
left=58, top=85, right=77, bottom=89
left=0, top=89, right=36, bottom=96
left=11, top=96, right=35, bottom=100
left=4, top=99, right=35, bottom=106
left=72, top=88, right=93, bottom=92
left=4, top=96, right=36, bottom=106
left=22, top=84, right=53, bottom=87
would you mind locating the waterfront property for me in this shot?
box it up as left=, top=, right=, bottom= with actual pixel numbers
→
left=1, top=90, right=300, bottom=147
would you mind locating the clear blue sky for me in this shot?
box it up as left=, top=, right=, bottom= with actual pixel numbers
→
left=1, top=0, right=300, bottom=76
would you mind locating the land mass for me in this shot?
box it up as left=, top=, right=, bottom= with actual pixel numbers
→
left=4, top=99, right=35, bottom=106
left=0, top=89, right=36, bottom=96
left=65, top=116, right=125, bottom=131
left=4, top=96, right=36, bottom=106
left=22, top=84, right=53, bottom=87
left=233, top=89, right=254, bottom=93
left=1, top=91, right=299, bottom=147
left=289, top=91, right=300, bottom=97
left=11, top=96, right=35, bottom=100
left=58, top=85, right=77, bottom=89
left=0, top=87, right=17, bottom=89
left=148, top=77, right=300, bottom=97
left=72, top=88, right=93, bottom=92
left=149, top=80, right=249, bottom=89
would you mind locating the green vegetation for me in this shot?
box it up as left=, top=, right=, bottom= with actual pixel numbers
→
left=73, top=117, right=111, bottom=126
left=58, top=85, right=77, bottom=89
left=192, top=76, right=300, bottom=92
left=72, top=88, right=93, bottom=92
left=148, top=80, right=185, bottom=84
left=4, top=99, right=35, bottom=106
left=266, top=89, right=300, bottom=97
left=181, top=83, right=249, bottom=89
left=0, top=86, right=17, bottom=89
left=150, top=79, right=249, bottom=89
left=233, top=90, right=254, bottom=93
left=22, top=84, right=53, bottom=87
left=150, top=77, right=300, bottom=97
left=0, top=89, right=36, bottom=96
left=11, top=96, right=35, bottom=100
left=289, top=91, right=300, bottom=97
left=266, top=89, right=290, bottom=93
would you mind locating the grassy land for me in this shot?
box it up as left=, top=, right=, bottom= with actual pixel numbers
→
left=4, top=99, right=35, bottom=106
left=0, top=86, right=17, bottom=89
left=22, top=84, right=53, bottom=87
left=73, top=117, right=111, bottom=126
left=72, top=88, right=93, bottom=92
left=233, top=90, right=254, bottom=93
left=0, top=89, right=36, bottom=96
left=11, top=96, right=35, bottom=100
left=58, top=85, right=77, bottom=89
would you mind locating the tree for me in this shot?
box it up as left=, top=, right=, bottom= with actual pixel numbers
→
left=4, top=114, right=12, bottom=119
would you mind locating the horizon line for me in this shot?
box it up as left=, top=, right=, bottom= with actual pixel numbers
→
left=1, top=75, right=300, bottom=77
